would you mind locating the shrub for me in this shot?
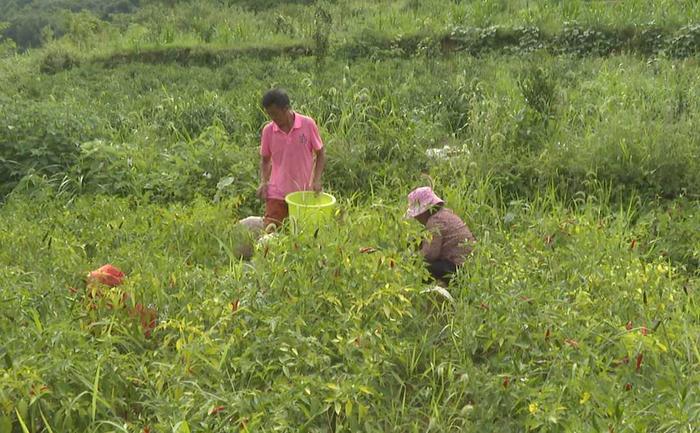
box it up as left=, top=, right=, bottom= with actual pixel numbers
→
left=39, top=43, right=81, bottom=74
left=0, top=98, right=107, bottom=197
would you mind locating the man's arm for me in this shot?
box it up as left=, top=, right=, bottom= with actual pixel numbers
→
left=311, top=147, right=326, bottom=192
left=258, top=155, right=271, bottom=199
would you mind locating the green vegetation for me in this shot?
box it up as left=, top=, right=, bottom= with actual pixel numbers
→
left=0, top=1, right=698, bottom=432
left=2, top=0, right=700, bottom=54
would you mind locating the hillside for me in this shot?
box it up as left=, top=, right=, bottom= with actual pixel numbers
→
left=0, top=1, right=698, bottom=432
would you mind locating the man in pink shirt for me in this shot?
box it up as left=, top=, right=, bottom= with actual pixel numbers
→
left=257, top=89, right=326, bottom=229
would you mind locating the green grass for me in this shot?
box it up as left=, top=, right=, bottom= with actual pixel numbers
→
left=0, top=183, right=697, bottom=431
left=3, top=54, right=699, bottom=202
left=0, top=0, right=699, bottom=431
left=78, top=0, right=700, bottom=49
left=4, top=0, right=700, bottom=58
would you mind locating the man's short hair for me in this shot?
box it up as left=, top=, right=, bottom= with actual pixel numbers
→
left=262, top=88, right=290, bottom=109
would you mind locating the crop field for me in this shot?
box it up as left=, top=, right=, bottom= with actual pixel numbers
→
left=0, top=1, right=699, bottom=432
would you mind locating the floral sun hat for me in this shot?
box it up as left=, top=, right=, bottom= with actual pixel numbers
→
left=404, top=186, right=444, bottom=219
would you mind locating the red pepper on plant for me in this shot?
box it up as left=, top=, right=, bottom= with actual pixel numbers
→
left=635, top=352, right=643, bottom=372
left=208, top=405, right=225, bottom=416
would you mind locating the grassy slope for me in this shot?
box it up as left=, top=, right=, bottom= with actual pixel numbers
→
left=0, top=180, right=697, bottom=432
left=0, top=1, right=699, bottom=432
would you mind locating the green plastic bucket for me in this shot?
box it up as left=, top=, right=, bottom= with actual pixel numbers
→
left=285, top=191, right=336, bottom=227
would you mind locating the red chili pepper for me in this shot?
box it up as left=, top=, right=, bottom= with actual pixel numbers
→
left=630, top=239, right=637, bottom=250
left=636, top=353, right=643, bottom=372
left=142, top=316, right=157, bottom=338
left=29, top=384, right=50, bottom=396
left=502, top=376, right=510, bottom=388
left=209, top=405, right=225, bottom=416
left=640, top=326, right=648, bottom=336
left=624, top=383, right=632, bottom=391
left=564, top=339, right=579, bottom=348
left=625, top=321, right=633, bottom=330
left=130, top=303, right=158, bottom=338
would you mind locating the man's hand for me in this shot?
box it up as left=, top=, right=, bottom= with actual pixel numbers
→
left=311, top=147, right=326, bottom=196
left=259, top=155, right=272, bottom=200
left=256, top=183, right=268, bottom=200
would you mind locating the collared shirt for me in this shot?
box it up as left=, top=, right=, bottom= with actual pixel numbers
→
left=421, top=207, right=476, bottom=265
left=260, top=112, right=324, bottom=200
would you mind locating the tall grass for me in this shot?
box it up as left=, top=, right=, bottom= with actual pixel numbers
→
left=6, top=0, right=698, bottom=60
left=3, top=54, right=699, bottom=203
left=0, top=1, right=699, bottom=431
left=0, top=181, right=696, bottom=431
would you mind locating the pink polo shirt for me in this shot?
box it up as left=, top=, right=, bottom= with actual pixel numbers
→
left=260, top=112, right=324, bottom=200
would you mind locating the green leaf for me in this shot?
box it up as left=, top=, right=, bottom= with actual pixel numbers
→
left=358, top=403, right=368, bottom=419
left=39, top=409, right=55, bottom=433
left=0, top=416, right=12, bottom=433
left=358, top=386, right=373, bottom=395
left=334, top=401, right=341, bottom=415
left=91, top=361, right=102, bottom=422
left=0, top=347, right=11, bottom=369
left=30, top=309, right=43, bottom=332
left=173, top=421, right=191, bottom=433
left=15, top=409, right=30, bottom=433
